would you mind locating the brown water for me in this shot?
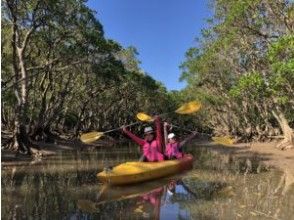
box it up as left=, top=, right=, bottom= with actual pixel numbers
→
left=1, top=145, right=294, bottom=220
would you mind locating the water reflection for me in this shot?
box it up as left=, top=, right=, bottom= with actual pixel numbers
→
left=2, top=146, right=294, bottom=220
left=162, top=180, right=192, bottom=220
left=75, top=178, right=227, bottom=220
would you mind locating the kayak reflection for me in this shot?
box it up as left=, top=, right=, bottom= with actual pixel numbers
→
left=76, top=178, right=203, bottom=219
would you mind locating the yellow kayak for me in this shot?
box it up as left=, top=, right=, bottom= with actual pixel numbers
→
left=97, top=154, right=194, bottom=185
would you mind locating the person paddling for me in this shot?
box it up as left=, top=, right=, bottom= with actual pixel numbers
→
left=164, top=122, right=197, bottom=159
left=122, top=116, right=164, bottom=162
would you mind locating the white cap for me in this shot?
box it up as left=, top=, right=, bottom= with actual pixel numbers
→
left=144, top=126, right=154, bottom=134
left=168, top=133, right=176, bottom=139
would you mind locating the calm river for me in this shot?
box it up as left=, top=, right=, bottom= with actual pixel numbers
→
left=2, top=144, right=294, bottom=219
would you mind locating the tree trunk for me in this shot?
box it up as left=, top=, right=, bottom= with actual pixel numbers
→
left=7, top=1, right=36, bottom=155
left=12, top=49, right=34, bottom=154
left=13, top=121, right=32, bottom=154
left=30, top=79, right=51, bottom=141
left=272, top=109, right=294, bottom=150
left=73, top=103, right=88, bottom=137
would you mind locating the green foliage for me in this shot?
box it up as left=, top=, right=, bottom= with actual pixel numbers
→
left=180, top=0, right=294, bottom=140
left=1, top=0, right=174, bottom=139
left=268, top=35, right=294, bottom=104
left=268, top=35, right=294, bottom=70
left=229, top=72, right=267, bottom=99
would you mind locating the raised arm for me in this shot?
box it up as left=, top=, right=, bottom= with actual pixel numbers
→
left=154, top=116, right=164, bottom=153
left=163, top=122, right=168, bottom=147
left=179, top=132, right=197, bottom=147
left=122, top=127, right=145, bottom=146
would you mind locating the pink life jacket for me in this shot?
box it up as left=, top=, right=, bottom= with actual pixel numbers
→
left=165, top=142, right=183, bottom=159
left=122, top=117, right=164, bottom=162
left=143, top=140, right=164, bottom=162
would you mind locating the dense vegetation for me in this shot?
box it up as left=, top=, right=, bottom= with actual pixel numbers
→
left=180, top=0, right=294, bottom=149
left=1, top=0, right=182, bottom=154
left=1, top=0, right=293, bottom=154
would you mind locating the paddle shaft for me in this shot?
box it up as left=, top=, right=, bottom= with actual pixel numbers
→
left=102, top=121, right=140, bottom=134
left=170, top=124, right=212, bottom=137
left=80, top=121, right=141, bottom=143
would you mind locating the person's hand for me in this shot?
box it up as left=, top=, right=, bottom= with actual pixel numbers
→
left=164, top=122, right=169, bottom=127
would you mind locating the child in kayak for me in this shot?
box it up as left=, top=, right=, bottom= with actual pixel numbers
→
left=164, top=122, right=197, bottom=160
left=122, top=116, right=164, bottom=162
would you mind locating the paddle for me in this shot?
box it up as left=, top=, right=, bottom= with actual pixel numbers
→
left=171, top=124, right=234, bottom=145
left=80, top=121, right=139, bottom=143
left=80, top=101, right=202, bottom=144
left=167, top=124, right=234, bottom=145
left=136, top=101, right=202, bottom=122
left=137, top=113, right=234, bottom=145
left=174, top=101, right=202, bottom=114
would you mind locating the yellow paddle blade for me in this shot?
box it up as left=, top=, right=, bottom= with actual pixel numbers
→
left=136, top=112, right=154, bottom=122
left=175, top=101, right=202, bottom=114
left=77, top=200, right=97, bottom=213
left=212, top=136, right=234, bottom=145
left=80, top=131, right=104, bottom=143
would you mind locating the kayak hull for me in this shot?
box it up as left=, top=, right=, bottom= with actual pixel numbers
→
left=97, top=154, right=194, bottom=185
